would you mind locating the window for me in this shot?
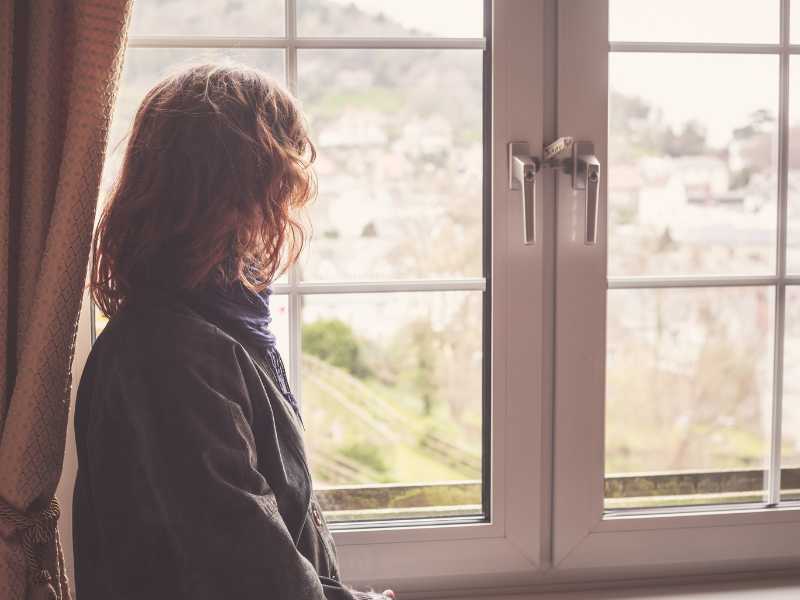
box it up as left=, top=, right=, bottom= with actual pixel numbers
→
left=95, top=0, right=491, bottom=526
left=607, top=0, right=790, bottom=508
left=606, top=5, right=781, bottom=509
left=67, top=0, right=800, bottom=595
left=553, top=0, right=800, bottom=572
left=80, top=1, right=550, bottom=590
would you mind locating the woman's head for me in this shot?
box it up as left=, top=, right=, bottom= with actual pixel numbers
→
left=91, top=62, right=316, bottom=318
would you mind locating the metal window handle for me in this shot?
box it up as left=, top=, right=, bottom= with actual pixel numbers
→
left=572, top=141, right=601, bottom=245
left=508, top=138, right=601, bottom=245
left=508, top=142, right=538, bottom=245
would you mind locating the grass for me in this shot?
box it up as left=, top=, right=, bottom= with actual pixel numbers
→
left=302, top=368, right=477, bottom=485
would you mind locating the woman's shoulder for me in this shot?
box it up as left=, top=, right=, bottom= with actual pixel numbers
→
left=81, top=297, right=266, bottom=425
left=94, top=295, right=249, bottom=371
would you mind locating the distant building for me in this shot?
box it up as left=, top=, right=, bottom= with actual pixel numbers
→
left=318, top=111, right=388, bottom=147
left=608, top=163, right=643, bottom=221
left=675, top=155, right=730, bottom=202
left=396, top=116, right=453, bottom=160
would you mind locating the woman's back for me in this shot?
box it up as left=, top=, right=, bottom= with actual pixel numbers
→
left=72, top=291, right=363, bottom=599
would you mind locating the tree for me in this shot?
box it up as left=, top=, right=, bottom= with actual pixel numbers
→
left=302, top=319, right=372, bottom=378
left=662, top=120, right=709, bottom=157
left=408, top=320, right=438, bottom=416
left=609, top=91, right=711, bottom=160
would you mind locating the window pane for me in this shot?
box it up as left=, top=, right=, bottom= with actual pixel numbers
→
left=793, top=0, right=800, bottom=44
left=605, top=287, right=773, bottom=509
left=297, top=0, right=483, bottom=38
left=130, top=0, right=285, bottom=36
left=608, top=53, right=778, bottom=277
left=782, top=287, right=800, bottom=500
left=297, top=50, right=483, bottom=281
left=786, top=59, right=800, bottom=272
left=300, top=291, right=483, bottom=522
left=610, top=0, right=778, bottom=44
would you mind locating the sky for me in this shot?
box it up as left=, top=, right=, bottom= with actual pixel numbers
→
left=322, top=0, right=483, bottom=37
left=610, top=0, right=787, bottom=147
left=610, top=53, right=779, bottom=147
left=610, top=0, right=780, bottom=44
left=324, top=0, right=792, bottom=148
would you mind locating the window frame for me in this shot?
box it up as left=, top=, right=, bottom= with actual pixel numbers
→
left=64, top=0, right=553, bottom=594
left=551, top=0, right=800, bottom=575
left=64, top=0, right=800, bottom=594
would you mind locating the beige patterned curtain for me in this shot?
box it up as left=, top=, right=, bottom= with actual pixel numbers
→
left=0, top=2, right=131, bottom=599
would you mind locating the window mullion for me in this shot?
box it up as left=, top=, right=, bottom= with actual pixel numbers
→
left=608, top=41, right=782, bottom=54
left=125, top=36, right=485, bottom=50
left=770, top=280, right=786, bottom=505
left=608, top=275, right=780, bottom=289
left=286, top=0, right=298, bottom=93
left=285, top=0, right=302, bottom=402
left=767, top=0, right=792, bottom=506
left=270, top=278, right=487, bottom=295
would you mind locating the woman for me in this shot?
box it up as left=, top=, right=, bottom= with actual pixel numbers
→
left=72, top=63, right=394, bottom=600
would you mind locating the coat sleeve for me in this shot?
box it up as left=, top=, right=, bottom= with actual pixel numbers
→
left=87, top=333, right=388, bottom=600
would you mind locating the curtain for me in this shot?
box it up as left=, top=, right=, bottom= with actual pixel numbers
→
left=0, top=2, right=131, bottom=599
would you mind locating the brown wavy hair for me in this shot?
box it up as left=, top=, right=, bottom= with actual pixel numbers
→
left=91, top=63, right=316, bottom=318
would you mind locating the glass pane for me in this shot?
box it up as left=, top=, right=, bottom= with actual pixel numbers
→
left=296, top=49, right=484, bottom=281
left=787, top=59, right=800, bottom=272
left=610, top=0, right=778, bottom=44
left=297, top=0, right=483, bottom=38
left=605, top=287, right=774, bottom=509
left=300, top=291, right=483, bottom=522
left=609, top=53, right=778, bottom=277
left=793, top=0, right=800, bottom=44
left=782, top=287, right=800, bottom=500
left=130, top=0, right=284, bottom=36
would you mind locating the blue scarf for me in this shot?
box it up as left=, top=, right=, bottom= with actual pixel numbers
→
left=192, top=281, right=277, bottom=349
left=183, top=280, right=303, bottom=427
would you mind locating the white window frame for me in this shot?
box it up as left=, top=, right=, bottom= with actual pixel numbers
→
left=552, top=0, right=800, bottom=576
left=61, top=1, right=800, bottom=595
left=61, top=1, right=553, bottom=595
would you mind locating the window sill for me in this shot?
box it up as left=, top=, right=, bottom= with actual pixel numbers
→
left=402, top=573, right=800, bottom=600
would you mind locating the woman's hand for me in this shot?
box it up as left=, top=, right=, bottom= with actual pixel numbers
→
left=383, top=590, right=396, bottom=598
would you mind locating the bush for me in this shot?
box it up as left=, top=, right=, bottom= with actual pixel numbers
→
left=339, top=441, right=389, bottom=474
left=302, top=318, right=372, bottom=378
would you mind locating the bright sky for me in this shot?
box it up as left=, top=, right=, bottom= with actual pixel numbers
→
left=323, top=0, right=483, bottom=37
left=327, top=0, right=790, bottom=147
left=610, top=0, right=780, bottom=44
left=610, top=0, right=785, bottom=147
left=610, top=53, right=779, bottom=147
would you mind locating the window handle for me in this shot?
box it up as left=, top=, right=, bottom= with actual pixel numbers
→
left=508, top=141, right=539, bottom=245
left=572, top=141, right=601, bottom=245
left=508, top=138, right=601, bottom=246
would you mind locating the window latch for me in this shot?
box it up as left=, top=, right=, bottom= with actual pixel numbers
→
left=508, top=141, right=538, bottom=245
left=508, top=137, right=601, bottom=245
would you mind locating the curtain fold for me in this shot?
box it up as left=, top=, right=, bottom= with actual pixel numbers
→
left=0, top=1, right=132, bottom=598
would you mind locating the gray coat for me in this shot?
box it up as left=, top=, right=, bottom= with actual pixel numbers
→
left=72, top=288, right=387, bottom=599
